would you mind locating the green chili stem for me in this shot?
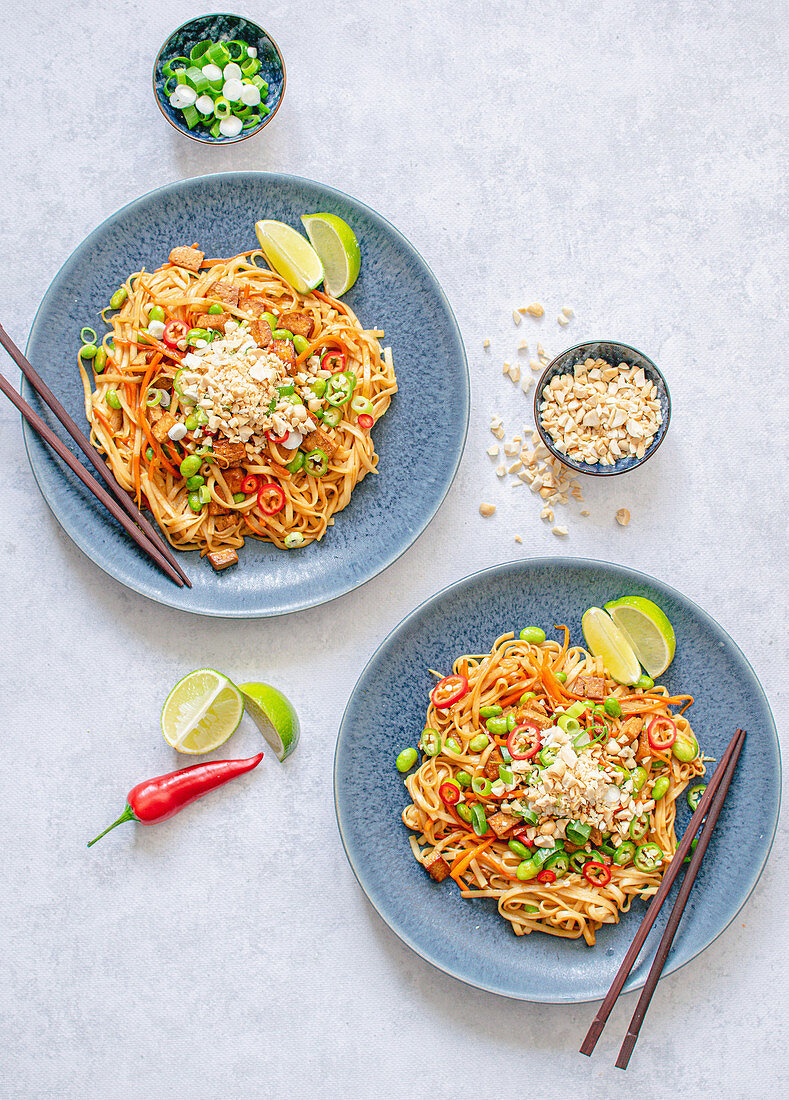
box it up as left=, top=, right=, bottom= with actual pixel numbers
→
left=86, top=804, right=136, bottom=847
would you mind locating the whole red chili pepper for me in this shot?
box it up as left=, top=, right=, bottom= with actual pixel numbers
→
left=87, top=753, right=264, bottom=846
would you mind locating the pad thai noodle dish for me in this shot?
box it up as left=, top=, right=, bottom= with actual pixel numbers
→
left=401, top=626, right=705, bottom=945
left=79, top=245, right=396, bottom=570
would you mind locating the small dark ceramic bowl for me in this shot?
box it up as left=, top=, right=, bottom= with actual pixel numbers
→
left=533, top=340, right=671, bottom=477
left=152, top=13, right=286, bottom=145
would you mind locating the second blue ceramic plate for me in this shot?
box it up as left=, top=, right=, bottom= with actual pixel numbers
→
left=23, top=173, right=469, bottom=616
left=334, top=558, right=780, bottom=1003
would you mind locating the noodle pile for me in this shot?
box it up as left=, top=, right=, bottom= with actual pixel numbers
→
left=403, top=630, right=705, bottom=945
left=79, top=250, right=397, bottom=564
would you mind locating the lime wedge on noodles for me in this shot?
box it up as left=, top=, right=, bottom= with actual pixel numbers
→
left=604, top=596, right=676, bottom=678
left=237, top=682, right=300, bottom=762
left=254, top=220, right=324, bottom=293
left=581, top=608, right=642, bottom=685
left=161, top=669, right=245, bottom=754
left=300, top=213, right=361, bottom=298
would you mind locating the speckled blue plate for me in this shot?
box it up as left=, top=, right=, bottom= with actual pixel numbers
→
left=334, top=558, right=780, bottom=1003
left=23, top=173, right=469, bottom=617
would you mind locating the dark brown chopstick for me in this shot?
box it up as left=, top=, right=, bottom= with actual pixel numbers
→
left=0, top=323, right=190, bottom=586
left=580, top=726, right=746, bottom=1057
left=0, top=366, right=184, bottom=587
left=615, top=728, right=745, bottom=1068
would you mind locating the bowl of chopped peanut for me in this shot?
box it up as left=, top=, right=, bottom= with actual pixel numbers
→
left=533, top=341, right=671, bottom=476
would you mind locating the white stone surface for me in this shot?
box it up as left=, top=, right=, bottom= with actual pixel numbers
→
left=1, top=1, right=787, bottom=1097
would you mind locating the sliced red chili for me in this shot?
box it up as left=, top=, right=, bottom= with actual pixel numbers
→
left=536, top=869, right=556, bottom=884
left=507, top=722, right=542, bottom=760
left=358, top=413, right=374, bottom=430
left=257, top=481, right=285, bottom=516
left=265, top=429, right=289, bottom=445
left=647, top=716, right=677, bottom=752
left=513, top=824, right=533, bottom=842
left=430, top=674, right=469, bottom=710
left=582, top=861, right=612, bottom=886
left=321, top=351, right=346, bottom=373
left=439, top=782, right=461, bottom=806
left=163, top=319, right=189, bottom=349
left=241, top=474, right=259, bottom=494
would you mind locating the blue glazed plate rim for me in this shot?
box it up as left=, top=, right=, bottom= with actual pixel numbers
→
left=22, top=172, right=470, bottom=618
left=334, top=556, right=781, bottom=1003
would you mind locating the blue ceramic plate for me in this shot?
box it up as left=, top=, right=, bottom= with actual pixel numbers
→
left=334, top=558, right=780, bottom=1003
left=23, top=173, right=469, bottom=617
left=152, top=14, right=286, bottom=144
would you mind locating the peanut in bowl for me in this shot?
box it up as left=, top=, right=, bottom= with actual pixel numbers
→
left=533, top=341, right=671, bottom=477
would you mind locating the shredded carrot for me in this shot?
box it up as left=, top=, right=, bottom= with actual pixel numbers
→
left=552, top=624, right=570, bottom=668
left=450, top=837, right=495, bottom=877
left=293, top=330, right=348, bottom=366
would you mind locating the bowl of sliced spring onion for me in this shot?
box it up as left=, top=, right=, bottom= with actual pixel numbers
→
left=153, top=13, right=286, bottom=143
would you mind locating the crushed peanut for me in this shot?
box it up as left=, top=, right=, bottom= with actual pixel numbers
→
left=538, top=358, right=662, bottom=466
left=483, top=338, right=490, bottom=348
left=552, top=525, right=568, bottom=537
left=512, top=310, right=522, bottom=325
left=517, top=339, right=529, bottom=351
left=616, top=508, right=631, bottom=526
left=486, top=444, right=499, bottom=457
left=479, top=502, right=496, bottom=517
left=561, top=306, right=574, bottom=318
left=525, top=302, right=544, bottom=317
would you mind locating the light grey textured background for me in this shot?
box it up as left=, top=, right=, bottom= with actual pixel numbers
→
left=1, top=2, right=787, bottom=1098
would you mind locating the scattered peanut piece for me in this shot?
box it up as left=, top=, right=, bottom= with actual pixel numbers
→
left=517, top=339, right=529, bottom=351
left=552, top=525, right=568, bottom=537
left=512, top=310, right=522, bottom=325
left=483, top=338, right=491, bottom=348
left=561, top=306, right=574, bottom=318
left=581, top=509, right=590, bottom=517
left=529, top=358, right=542, bottom=372
left=510, top=365, right=521, bottom=383
left=526, top=303, right=544, bottom=317
left=558, top=316, right=569, bottom=325
left=514, top=534, right=523, bottom=543
left=616, top=508, right=631, bottom=526
left=486, top=444, right=499, bottom=457
left=521, top=374, right=534, bottom=393
left=479, top=502, right=496, bottom=517
left=496, top=464, right=506, bottom=477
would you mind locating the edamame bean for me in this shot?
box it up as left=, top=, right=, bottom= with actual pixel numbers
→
left=110, top=287, right=128, bottom=310
left=79, top=343, right=98, bottom=359
left=479, top=705, right=502, bottom=718
left=555, top=671, right=567, bottom=683
left=148, top=304, right=165, bottom=322
left=188, top=491, right=203, bottom=513
left=652, top=776, right=670, bottom=800
left=519, top=691, right=536, bottom=705
left=293, top=334, right=309, bottom=355
left=506, top=713, right=517, bottom=732
left=519, top=627, right=546, bottom=645
left=485, top=715, right=508, bottom=736
left=208, top=303, right=224, bottom=315
left=604, top=696, right=622, bottom=717
left=184, top=416, right=198, bottom=431
left=469, top=733, right=489, bottom=752
left=93, top=347, right=107, bottom=373
left=457, top=803, right=473, bottom=823
left=273, top=328, right=294, bottom=341
left=186, top=475, right=205, bottom=490
left=508, top=839, right=531, bottom=860
left=180, top=455, right=202, bottom=478
left=233, top=492, right=246, bottom=503
left=672, top=734, right=699, bottom=762
left=262, top=312, right=279, bottom=331
left=105, top=390, right=121, bottom=409
left=145, top=446, right=154, bottom=461
left=311, top=378, right=327, bottom=398
left=635, top=674, right=654, bottom=691
left=455, top=770, right=472, bottom=787
left=395, top=747, right=418, bottom=773
left=516, top=859, right=540, bottom=881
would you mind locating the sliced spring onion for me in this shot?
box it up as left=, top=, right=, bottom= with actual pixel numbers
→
left=190, top=40, right=211, bottom=62
left=195, top=94, right=215, bottom=115
left=284, top=532, right=304, bottom=548
left=223, top=78, right=244, bottom=102
left=80, top=327, right=97, bottom=344
left=219, top=116, right=243, bottom=138
left=199, top=485, right=211, bottom=504
left=181, top=104, right=200, bottom=130
left=201, top=62, right=223, bottom=82
left=145, top=387, right=162, bottom=407
left=240, top=83, right=261, bottom=107
left=223, top=62, right=243, bottom=81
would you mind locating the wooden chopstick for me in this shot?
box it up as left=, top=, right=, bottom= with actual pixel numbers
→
left=0, top=366, right=184, bottom=587
left=615, top=728, right=745, bottom=1069
left=0, top=323, right=191, bottom=586
left=580, top=726, right=746, bottom=1058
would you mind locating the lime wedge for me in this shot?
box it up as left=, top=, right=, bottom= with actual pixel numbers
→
left=604, top=596, right=676, bottom=677
left=581, top=608, right=642, bottom=685
left=300, top=213, right=361, bottom=298
left=161, top=669, right=244, bottom=754
left=254, top=220, right=324, bottom=293
left=237, top=682, right=300, bottom=762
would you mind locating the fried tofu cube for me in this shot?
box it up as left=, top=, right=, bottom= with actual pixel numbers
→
left=487, top=812, right=519, bottom=839
left=213, top=514, right=236, bottom=533
left=207, top=501, right=228, bottom=516
left=576, top=674, right=605, bottom=700
left=621, top=716, right=643, bottom=741
left=222, top=467, right=247, bottom=493
left=278, top=311, right=315, bottom=339
left=250, top=317, right=273, bottom=347
left=168, top=246, right=204, bottom=272
left=196, top=312, right=231, bottom=332
left=302, top=426, right=337, bottom=459
left=207, top=548, right=238, bottom=571
left=212, top=440, right=246, bottom=468
left=151, top=411, right=177, bottom=443
left=209, top=280, right=239, bottom=307
left=484, top=746, right=504, bottom=781
left=424, top=851, right=451, bottom=883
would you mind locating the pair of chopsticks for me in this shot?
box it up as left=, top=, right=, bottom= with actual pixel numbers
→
left=580, top=726, right=746, bottom=1068
left=0, top=324, right=190, bottom=588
